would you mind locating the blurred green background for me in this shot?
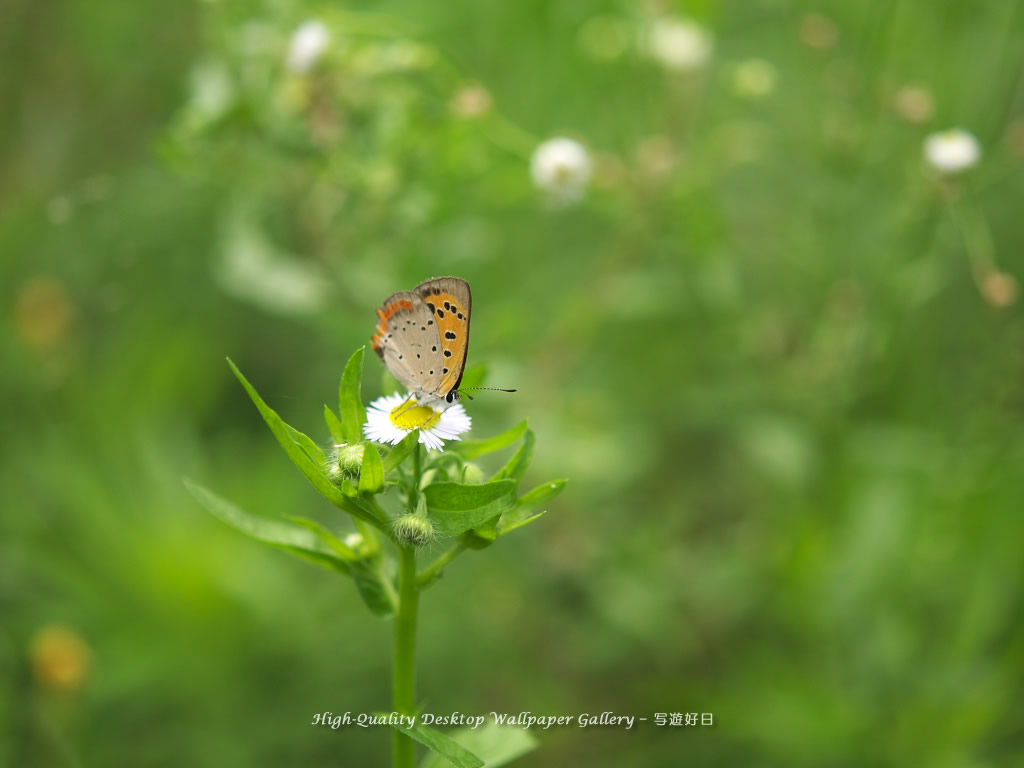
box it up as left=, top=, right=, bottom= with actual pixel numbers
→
left=3, top=0, right=1024, bottom=765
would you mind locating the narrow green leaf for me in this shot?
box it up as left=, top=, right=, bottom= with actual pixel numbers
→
left=382, top=718, right=483, bottom=768
left=227, top=358, right=385, bottom=527
left=491, top=429, right=534, bottom=486
left=286, top=516, right=356, bottom=559
left=383, top=431, right=419, bottom=473
left=286, top=424, right=326, bottom=464
left=497, top=478, right=565, bottom=537
left=339, top=347, right=367, bottom=444
left=516, top=478, right=567, bottom=516
left=185, top=480, right=347, bottom=573
left=497, top=511, right=546, bottom=537
left=424, top=480, right=517, bottom=537
left=289, top=517, right=397, bottom=616
left=324, top=405, right=345, bottom=444
left=359, top=443, right=385, bottom=493
left=419, top=723, right=538, bottom=768
left=345, top=556, right=397, bottom=617
left=452, top=421, right=527, bottom=461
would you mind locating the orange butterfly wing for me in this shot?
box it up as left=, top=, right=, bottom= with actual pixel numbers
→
left=414, top=277, right=471, bottom=399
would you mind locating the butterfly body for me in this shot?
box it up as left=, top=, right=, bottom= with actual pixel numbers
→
left=371, top=277, right=472, bottom=407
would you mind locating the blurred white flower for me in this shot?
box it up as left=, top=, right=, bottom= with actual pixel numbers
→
left=732, top=59, right=777, bottom=99
left=287, top=20, right=330, bottom=74
left=924, top=128, right=981, bottom=174
left=648, top=17, right=712, bottom=73
left=530, top=137, right=592, bottom=204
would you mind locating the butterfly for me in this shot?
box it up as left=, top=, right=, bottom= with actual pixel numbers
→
left=371, top=277, right=473, bottom=407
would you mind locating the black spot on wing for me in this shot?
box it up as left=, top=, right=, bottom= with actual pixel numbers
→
left=444, top=331, right=457, bottom=340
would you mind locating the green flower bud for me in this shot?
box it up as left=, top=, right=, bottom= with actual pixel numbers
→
left=392, top=514, right=434, bottom=549
left=461, top=462, right=485, bottom=485
left=332, top=443, right=365, bottom=479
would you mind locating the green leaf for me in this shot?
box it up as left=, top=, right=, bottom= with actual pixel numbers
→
left=424, top=480, right=517, bottom=537
left=491, top=429, right=534, bottom=486
left=359, top=443, right=385, bottom=493
left=339, top=347, right=367, bottom=445
left=514, top=478, right=566, bottom=517
left=285, top=516, right=356, bottom=559
left=498, top=478, right=566, bottom=537
left=289, top=517, right=397, bottom=616
left=184, top=480, right=348, bottom=573
left=324, top=405, right=345, bottom=444
left=384, top=431, right=419, bottom=473
left=227, top=358, right=386, bottom=528
left=285, top=424, right=326, bottom=464
left=419, top=723, right=538, bottom=768
left=383, top=718, right=483, bottom=768
left=452, top=421, right=527, bottom=461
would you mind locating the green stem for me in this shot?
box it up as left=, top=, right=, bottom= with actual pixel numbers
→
left=417, top=542, right=466, bottom=587
left=392, top=545, right=418, bottom=768
left=392, top=442, right=422, bottom=768
left=409, top=440, right=422, bottom=513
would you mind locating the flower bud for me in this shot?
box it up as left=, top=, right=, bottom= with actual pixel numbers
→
left=332, top=443, right=365, bottom=478
left=392, top=514, right=434, bottom=549
left=461, top=462, right=485, bottom=485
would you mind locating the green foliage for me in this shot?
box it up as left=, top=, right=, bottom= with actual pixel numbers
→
left=210, top=360, right=558, bottom=582
left=453, top=421, right=528, bottom=461
left=358, top=443, right=386, bottom=494
left=184, top=480, right=351, bottom=573
left=227, top=358, right=387, bottom=528
left=339, top=347, right=368, bottom=445
left=422, top=481, right=517, bottom=537
left=383, top=719, right=483, bottom=768
left=184, top=480, right=397, bottom=616
left=324, top=405, right=346, bottom=444
left=419, top=724, right=538, bottom=768
left=6, top=0, right=1024, bottom=766
left=191, top=357, right=561, bottom=764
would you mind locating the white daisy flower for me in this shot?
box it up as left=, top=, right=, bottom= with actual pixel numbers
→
left=287, top=20, right=330, bottom=74
left=363, top=393, right=472, bottom=453
left=924, top=128, right=981, bottom=175
left=647, top=17, right=713, bottom=73
left=530, top=137, right=592, bottom=204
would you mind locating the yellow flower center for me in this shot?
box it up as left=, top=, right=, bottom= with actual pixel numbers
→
left=390, top=399, right=440, bottom=430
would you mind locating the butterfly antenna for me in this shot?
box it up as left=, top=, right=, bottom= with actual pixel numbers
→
left=454, top=387, right=517, bottom=397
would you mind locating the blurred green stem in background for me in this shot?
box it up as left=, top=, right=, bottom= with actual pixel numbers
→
left=393, top=443, right=422, bottom=768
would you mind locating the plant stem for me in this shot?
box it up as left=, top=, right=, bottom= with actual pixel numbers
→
left=392, top=544, right=418, bottom=768
left=409, top=438, right=421, bottom=512
left=417, top=542, right=466, bottom=587
left=392, top=442, right=422, bottom=768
